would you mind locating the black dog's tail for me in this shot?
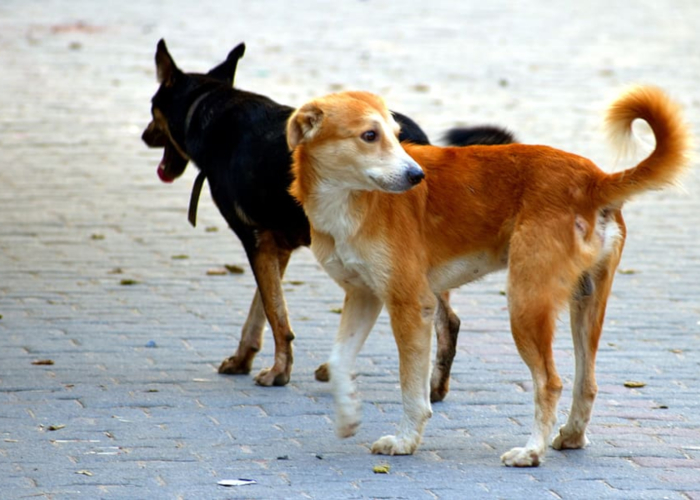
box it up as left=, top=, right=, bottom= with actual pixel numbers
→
left=443, top=125, right=516, bottom=147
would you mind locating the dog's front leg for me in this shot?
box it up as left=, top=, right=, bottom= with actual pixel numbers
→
left=330, top=286, right=383, bottom=438
left=371, top=288, right=436, bottom=455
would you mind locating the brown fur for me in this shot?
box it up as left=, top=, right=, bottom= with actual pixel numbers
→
left=287, top=86, right=691, bottom=465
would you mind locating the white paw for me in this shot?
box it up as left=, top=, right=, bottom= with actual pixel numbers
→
left=501, top=447, right=542, bottom=467
left=336, top=417, right=360, bottom=438
left=335, top=400, right=361, bottom=438
left=370, top=434, right=418, bottom=455
left=552, top=427, right=590, bottom=450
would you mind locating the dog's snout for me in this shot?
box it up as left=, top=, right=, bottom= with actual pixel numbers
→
left=405, top=164, right=425, bottom=186
left=142, top=121, right=168, bottom=148
left=365, top=158, right=424, bottom=192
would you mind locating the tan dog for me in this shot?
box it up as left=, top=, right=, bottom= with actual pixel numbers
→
left=287, top=87, right=691, bottom=466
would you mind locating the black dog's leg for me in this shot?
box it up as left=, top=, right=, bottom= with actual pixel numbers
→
left=219, top=230, right=294, bottom=385
left=430, top=291, right=461, bottom=402
left=219, top=288, right=266, bottom=375
left=244, top=231, right=295, bottom=387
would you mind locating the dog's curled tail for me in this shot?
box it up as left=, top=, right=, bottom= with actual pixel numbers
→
left=598, top=85, right=692, bottom=205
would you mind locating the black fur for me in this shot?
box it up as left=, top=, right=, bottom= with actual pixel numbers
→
left=392, top=111, right=430, bottom=145
left=444, top=125, right=516, bottom=147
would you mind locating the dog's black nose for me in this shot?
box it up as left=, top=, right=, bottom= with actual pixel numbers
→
left=406, top=166, right=425, bottom=186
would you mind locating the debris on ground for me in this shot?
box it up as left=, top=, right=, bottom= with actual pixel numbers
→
left=217, top=479, right=256, bottom=487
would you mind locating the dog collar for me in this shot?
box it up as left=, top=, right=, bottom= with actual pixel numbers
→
left=187, top=171, right=207, bottom=227
left=184, top=90, right=213, bottom=136
left=184, top=90, right=213, bottom=228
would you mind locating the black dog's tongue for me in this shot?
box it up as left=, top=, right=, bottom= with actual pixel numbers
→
left=188, top=172, right=207, bottom=227
left=157, top=160, right=175, bottom=183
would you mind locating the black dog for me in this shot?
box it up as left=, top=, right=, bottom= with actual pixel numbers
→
left=142, top=40, right=515, bottom=395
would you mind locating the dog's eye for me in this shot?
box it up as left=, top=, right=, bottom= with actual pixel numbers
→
left=361, top=130, right=378, bottom=143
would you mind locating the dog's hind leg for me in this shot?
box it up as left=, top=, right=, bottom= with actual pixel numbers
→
left=501, top=291, right=563, bottom=467
left=241, top=231, right=296, bottom=386
left=330, top=286, right=383, bottom=439
left=553, top=218, right=625, bottom=450
left=500, top=226, right=578, bottom=467
left=371, top=285, right=436, bottom=455
left=219, top=289, right=266, bottom=375
left=430, top=291, right=461, bottom=402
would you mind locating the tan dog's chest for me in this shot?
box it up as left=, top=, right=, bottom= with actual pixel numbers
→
left=311, top=230, right=391, bottom=292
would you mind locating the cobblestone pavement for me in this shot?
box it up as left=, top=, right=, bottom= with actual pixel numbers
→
left=1, top=1, right=699, bottom=498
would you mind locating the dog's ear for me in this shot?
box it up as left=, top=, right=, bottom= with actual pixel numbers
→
left=287, top=103, right=324, bottom=150
left=155, top=39, right=179, bottom=86
left=207, top=42, right=246, bottom=86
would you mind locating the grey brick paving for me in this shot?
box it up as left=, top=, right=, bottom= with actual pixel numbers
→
left=1, top=0, right=700, bottom=498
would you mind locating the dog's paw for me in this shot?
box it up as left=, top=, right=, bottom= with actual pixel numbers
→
left=429, top=367, right=449, bottom=403
left=335, top=389, right=362, bottom=438
left=254, top=366, right=290, bottom=387
left=501, top=447, right=542, bottom=467
left=335, top=401, right=361, bottom=438
left=430, top=382, right=449, bottom=403
left=315, top=363, right=330, bottom=382
left=552, top=427, right=590, bottom=450
left=370, top=435, right=418, bottom=455
left=336, top=418, right=360, bottom=439
left=218, top=355, right=253, bottom=375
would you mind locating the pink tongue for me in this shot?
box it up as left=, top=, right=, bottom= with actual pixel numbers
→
left=157, top=162, right=174, bottom=183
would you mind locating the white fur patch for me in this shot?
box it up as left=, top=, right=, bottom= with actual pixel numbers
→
left=308, top=184, right=358, bottom=237
left=318, top=236, right=391, bottom=292
left=428, top=252, right=505, bottom=291
left=600, top=218, right=622, bottom=258
left=307, top=185, right=391, bottom=292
